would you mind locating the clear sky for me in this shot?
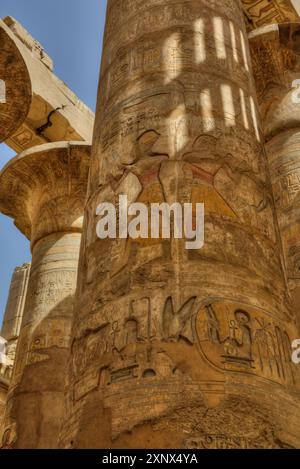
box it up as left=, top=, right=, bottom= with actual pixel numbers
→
left=0, top=0, right=107, bottom=324
left=293, top=0, right=300, bottom=13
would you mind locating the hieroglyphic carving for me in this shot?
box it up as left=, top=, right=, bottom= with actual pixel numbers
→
left=249, top=25, right=300, bottom=304
left=0, top=24, right=31, bottom=143
left=196, top=301, right=298, bottom=384
left=0, top=423, right=17, bottom=449
left=26, top=270, right=76, bottom=314
left=70, top=294, right=199, bottom=400
left=60, top=0, right=300, bottom=449
left=162, top=297, right=196, bottom=343
left=242, top=0, right=298, bottom=30
left=0, top=143, right=90, bottom=448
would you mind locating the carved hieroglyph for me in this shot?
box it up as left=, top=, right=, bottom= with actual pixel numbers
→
left=60, top=0, right=300, bottom=449
left=0, top=142, right=90, bottom=449
left=242, top=0, right=299, bottom=30
left=0, top=17, right=94, bottom=152
left=249, top=23, right=300, bottom=317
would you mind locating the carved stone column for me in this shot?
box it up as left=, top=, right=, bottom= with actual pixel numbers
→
left=249, top=23, right=300, bottom=315
left=0, top=141, right=90, bottom=448
left=62, top=1, right=300, bottom=449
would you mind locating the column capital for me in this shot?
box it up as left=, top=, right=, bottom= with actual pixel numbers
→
left=0, top=141, right=91, bottom=249
left=0, top=22, right=32, bottom=143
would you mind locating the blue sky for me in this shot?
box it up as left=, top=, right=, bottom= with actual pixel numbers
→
left=0, top=0, right=107, bottom=324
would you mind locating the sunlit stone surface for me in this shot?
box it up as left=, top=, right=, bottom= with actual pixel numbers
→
left=250, top=22, right=300, bottom=323
left=0, top=142, right=90, bottom=448
left=1, top=0, right=300, bottom=450
left=60, top=0, right=300, bottom=449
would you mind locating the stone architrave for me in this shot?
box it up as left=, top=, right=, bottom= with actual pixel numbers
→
left=0, top=20, right=32, bottom=143
left=0, top=17, right=94, bottom=152
left=0, top=141, right=90, bottom=449
left=61, top=0, right=300, bottom=450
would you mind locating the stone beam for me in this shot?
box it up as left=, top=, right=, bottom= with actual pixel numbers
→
left=249, top=22, right=300, bottom=317
left=61, top=0, right=300, bottom=449
left=0, top=21, right=32, bottom=143
left=0, top=141, right=90, bottom=448
left=0, top=17, right=94, bottom=151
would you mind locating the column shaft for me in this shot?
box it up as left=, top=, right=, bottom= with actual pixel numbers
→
left=0, top=142, right=90, bottom=448
left=249, top=23, right=300, bottom=317
left=64, top=1, right=300, bottom=449
left=6, top=233, right=81, bottom=448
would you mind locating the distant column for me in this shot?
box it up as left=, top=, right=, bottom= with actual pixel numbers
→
left=0, top=337, right=13, bottom=443
left=1, top=263, right=31, bottom=362
left=0, top=142, right=90, bottom=448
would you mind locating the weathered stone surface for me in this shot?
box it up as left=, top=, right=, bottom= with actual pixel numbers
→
left=249, top=23, right=300, bottom=318
left=242, top=0, right=299, bottom=30
left=60, top=0, right=300, bottom=449
left=0, top=337, right=13, bottom=442
left=0, top=142, right=90, bottom=448
left=1, top=263, right=31, bottom=344
left=0, top=17, right=94, bottom=152
left=0, top=21, right=32, bottom=143
left=0, top=263, right=31, bottom=433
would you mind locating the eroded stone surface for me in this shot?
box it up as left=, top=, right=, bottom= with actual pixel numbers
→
left=1, top=263, right=31, bottom=345
left=242, top=0, right=299, bottom=30
left=0, top=337, right=13, bottom=442
left=60, top=0, right=300, bottom=449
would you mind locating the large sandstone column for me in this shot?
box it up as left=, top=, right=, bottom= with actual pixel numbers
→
left=62, top=1, right=300, bottom=449
left=249, top=23, right=300, bottom=316
left=0, top=141, right=90, bottom=448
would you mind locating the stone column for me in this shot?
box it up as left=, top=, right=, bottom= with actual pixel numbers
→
left=62, top=1, right=300, bottom=449
left=0, top=337, right=13, bottom=442
left=0, top=141, right=90, bottom=448
left=1, top=263, right=31, bottom=363
left=249, top=23, right=300, bottom=316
